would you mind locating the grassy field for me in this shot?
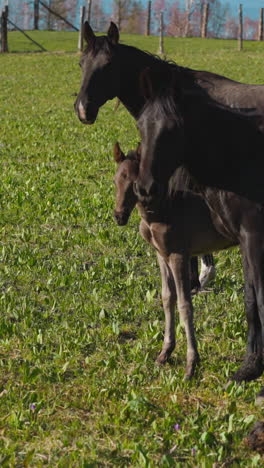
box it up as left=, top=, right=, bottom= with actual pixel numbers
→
left=0, top=30, right=264, bottom=466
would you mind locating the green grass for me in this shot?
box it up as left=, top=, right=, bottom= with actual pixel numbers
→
left=0, top=31, right=263, bottom=466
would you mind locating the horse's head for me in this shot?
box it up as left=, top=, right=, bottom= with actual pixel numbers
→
left=75, top=22, right=120, bottom=124
left=113, top=142, right=140, bottom=225
left=134, top=66, right=185, bottom=203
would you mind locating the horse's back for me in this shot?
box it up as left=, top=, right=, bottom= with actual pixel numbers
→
left=194, top=70, right=264, bottom=112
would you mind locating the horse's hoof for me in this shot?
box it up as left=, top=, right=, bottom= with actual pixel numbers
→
left=156, top=354, right=169, bottom=365
left=231, top=354, right=263, bottom=382
left=256, top=387, right=264, bottom=406
left=184, top=373, right=193, bottom=381
left=184, top=360, right=198, bottom=379
left=244, top=421, right=264, bottom=452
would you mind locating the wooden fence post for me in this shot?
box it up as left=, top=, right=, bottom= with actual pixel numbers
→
left=1, top=5, right=8, bottom=53
left=34, top=0, right=39, bottom=30
left=145, top=1, right=151, bottom=36
left=201, top=2, right=209, bottom=38
left=87, top=0, right=92, bottom=23
left=0, top=11, right=2, bottom=52
left=78, top=6, right=86, bottom=52
left=158, top=11, right=164, bottom=55
left=238, top=4, right=243, bottom=50
left=258, top=8, right=264, bottom=41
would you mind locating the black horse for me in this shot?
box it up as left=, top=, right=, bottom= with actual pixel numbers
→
left=135, top=68, right=264, bottom=402
left=75, top=22, right=264, bottom=127
left=75, top=22, right=264, bottom=203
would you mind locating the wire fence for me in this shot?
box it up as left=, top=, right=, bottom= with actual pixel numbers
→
left=0, top=1, right=264, bottom=53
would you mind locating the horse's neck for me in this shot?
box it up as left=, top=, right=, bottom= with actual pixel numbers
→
left=117, top=46, right=157, bottom=119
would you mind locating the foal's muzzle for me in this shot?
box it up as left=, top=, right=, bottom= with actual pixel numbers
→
left=114, top=210, right=130, bottom=226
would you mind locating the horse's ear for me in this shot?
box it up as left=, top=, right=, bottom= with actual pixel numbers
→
left=140, top=67, right=154, bottom=100
left=107, top=22, right=119, bottom=45
left=113, top=142, right=125, bottom=163
left=83, top=21, right=95, bottom=44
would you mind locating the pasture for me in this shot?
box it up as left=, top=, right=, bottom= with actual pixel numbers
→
left=0, top=31, right=264, bottom=466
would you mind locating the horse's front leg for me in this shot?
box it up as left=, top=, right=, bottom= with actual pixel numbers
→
left=231, top=241, right=264, bottom=384
left=156, top=252, right=177, bottom=364
left=169, top=252, right=199, bottom=379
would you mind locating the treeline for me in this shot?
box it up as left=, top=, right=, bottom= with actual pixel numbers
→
left=3, top=0, right=263, bottom=40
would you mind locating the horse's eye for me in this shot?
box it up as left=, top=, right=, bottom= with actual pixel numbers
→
left=122, top=173, right=127, bottom=180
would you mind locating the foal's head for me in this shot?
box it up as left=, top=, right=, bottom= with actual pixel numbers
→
left=75, top=22, right=120, bottom=124
left=113, top=142, right=140, bottom=225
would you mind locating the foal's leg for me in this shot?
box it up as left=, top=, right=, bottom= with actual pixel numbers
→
left=199, top=254, right=216, bottom=288
left=156, top=253, right=177, bottom=364
left=169, top=253, right=199, bottom=378
left=232, top=245, right=264, bottom=383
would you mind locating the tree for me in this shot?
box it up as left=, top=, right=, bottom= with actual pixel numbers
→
left=207, top=0, right=230, bottom=38
left=153, top=0, right=168, bottom=35
left=167, top=2, right=186, bottom=37
left=91, top=0, right=109, bottom=32
left=224, top=14, right=238, bottom=39
left=244, top=16, right=258, bottom=40
left=41, top=0, right=71, bottom=30
left=112, top=0, right=131, bottom=31
left=123, top=1, right=145, bottom=34
left=184, top=0, right=200, bottom=37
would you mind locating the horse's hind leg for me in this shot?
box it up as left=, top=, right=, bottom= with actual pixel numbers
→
left=169, top=253, right=199, bottom=378
left=190, top=256, right=200, bottom=293
left=199, top=254, right=216, bottom=288
left=232, top=245, right=264, bottom=383
left=156, top=253, right=177, bottom=365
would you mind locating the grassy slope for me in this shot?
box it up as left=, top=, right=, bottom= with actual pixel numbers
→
left=0, top=31, right=263, bottom=466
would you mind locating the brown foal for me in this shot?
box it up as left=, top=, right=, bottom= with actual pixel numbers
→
left=113, top=142, right=237, bottom=378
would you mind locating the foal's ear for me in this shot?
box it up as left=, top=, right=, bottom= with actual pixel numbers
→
left=107, top=22, right=119, bottom=45
left=83, top=21, right=95, bottom=44
left=113, top=142, right=125, bottom=163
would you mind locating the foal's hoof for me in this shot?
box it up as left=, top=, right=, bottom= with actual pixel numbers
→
left=231, top=354, right=263, bottom=383
left=256, top=387, right=264, bottom=406
left=184, top=358, right=199, bottom=380
left=156, top=353, right=170, bottom=365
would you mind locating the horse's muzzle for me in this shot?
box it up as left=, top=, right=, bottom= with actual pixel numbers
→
left=74, top=98, right=98, bottom=125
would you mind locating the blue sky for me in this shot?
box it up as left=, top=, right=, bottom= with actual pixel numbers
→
left=84, top=1, right=264, bottom=20
left=1, top=1, right=262, bottom=25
